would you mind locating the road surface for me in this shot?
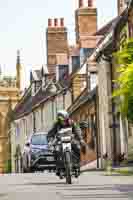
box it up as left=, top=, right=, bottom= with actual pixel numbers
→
left=0, top=171, right=132, bottom=199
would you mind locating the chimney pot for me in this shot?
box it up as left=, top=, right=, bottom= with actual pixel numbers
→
left=79, top=0, right=83, bottom=7
left=54, top=18, right=58, bottom=27
left=88, top=0, right=92, bottom=7
left=48, top=18, right=52, bottom=27
left=60, top=18, right=64, bottom=27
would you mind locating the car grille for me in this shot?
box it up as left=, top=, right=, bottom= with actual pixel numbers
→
left=37, top=156, right=55, bottom=164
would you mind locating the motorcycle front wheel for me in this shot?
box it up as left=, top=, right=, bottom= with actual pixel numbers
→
left=65, top=151, right=72, bottom=184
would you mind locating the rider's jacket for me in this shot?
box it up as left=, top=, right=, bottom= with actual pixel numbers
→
left=47, top=119, right=84, bottom=145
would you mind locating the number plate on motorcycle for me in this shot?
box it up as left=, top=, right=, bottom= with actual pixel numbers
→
left=47, top=157, right=54, bottom=161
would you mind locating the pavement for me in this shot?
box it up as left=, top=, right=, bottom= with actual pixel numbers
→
left=80, top=159, right=101, bottom=171
left=0, top=171, right=132, bottom=200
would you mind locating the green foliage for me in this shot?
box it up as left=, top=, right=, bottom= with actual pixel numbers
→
left=5, top=159, right=12, bottom=173
left=113, top=38, right=133, bottom=122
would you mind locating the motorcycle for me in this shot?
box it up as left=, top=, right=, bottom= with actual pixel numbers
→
left=51, top=127, right=80, bottom=184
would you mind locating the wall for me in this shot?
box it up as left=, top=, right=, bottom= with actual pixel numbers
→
left=98, top=57, right=113, bottom=166
left=11, top=89, right=71, bottom=172
left=71, top=99, right=97, bottom=165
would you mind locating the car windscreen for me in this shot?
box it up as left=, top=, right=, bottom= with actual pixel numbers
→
left=31, top=134, right=48, bottom=145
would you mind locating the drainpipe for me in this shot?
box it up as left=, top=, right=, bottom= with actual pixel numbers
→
left=33, top=112, right=36, bottom=133
left=110, top=59, right=117, bottom=166
left=94, top=87, right=100, bottom=168
left=63, top=89, right=67, bottom=109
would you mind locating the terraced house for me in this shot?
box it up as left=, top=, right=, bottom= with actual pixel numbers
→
left=10, top=0, right=133, bottom=172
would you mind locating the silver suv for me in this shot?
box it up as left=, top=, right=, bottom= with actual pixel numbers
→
left=22, top=132, right=56, bottom=173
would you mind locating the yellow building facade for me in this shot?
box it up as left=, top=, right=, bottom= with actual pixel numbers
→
left=0, top=51, right=21, bottom=173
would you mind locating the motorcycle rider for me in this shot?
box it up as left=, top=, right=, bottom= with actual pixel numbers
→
left=47, top=110, right=86, bottom=174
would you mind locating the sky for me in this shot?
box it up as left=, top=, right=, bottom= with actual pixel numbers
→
left=0, top=0, right=117, bottom=88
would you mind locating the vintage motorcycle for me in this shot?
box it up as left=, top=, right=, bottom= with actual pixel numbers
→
left=49, top=127, right=80, bottom=184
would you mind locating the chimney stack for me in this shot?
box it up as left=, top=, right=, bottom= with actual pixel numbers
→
left=79, top=0, right=83, bottom=8
left=60, top=18, right=64, bottom=27
left=48, top=18, right=52, bottom=27
left=54, top=18, right=58, bottom=27
left=75, top=0, right=97, bottom=46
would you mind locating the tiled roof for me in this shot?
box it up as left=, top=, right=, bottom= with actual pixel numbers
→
left=89, top=9, right=128, bottom=61
left=69, top=18, right=120, bottom=79
left=68, top=87, right=96, bottom=114
left=93, top=17, right=119, bottom=36
left=12, top=77, right=71, bottom=120
left=13, top=86, right=55, bottom=120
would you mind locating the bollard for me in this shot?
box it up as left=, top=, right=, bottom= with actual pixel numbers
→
left=105, top=160, right=112, bottom=176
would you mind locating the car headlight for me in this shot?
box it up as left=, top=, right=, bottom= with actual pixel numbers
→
left=31, top=148, right=40, bottom=154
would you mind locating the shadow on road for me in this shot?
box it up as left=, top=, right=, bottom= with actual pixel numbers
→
left=25, top=182, right=65, bottom=186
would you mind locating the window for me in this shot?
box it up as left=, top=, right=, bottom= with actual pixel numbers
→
left=58, top=65, right=69, bottom=80
left=31, top=134, right=47, bottom=145
left=90, top=73, right=97, bottom=90
left=80, top=48, right=94, bottom=66
left=72, top=56, right=80, bottom=72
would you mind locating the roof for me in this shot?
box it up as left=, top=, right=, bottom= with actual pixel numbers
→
left=69, top=17, right=121, bottom=79
left=13, top=85, right=55, bottom=120
left=89, top=9, right=129, bottom=62
left=93, top=17, right=118, bottom=36
left=68, top=87, right=96, bottom=114
left=12, top=76, right=71, bottom=120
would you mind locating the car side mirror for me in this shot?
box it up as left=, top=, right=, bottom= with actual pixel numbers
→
left=25, top=142, right=30, bottom=147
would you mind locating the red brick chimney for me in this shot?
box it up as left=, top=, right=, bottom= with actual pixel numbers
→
left=48, top=18, right=52, bottom=27
left=46, top=18, right=68, bottom=75
left=54, top=18, right=58, bottom=27
left=60, top=18, right=64, bottom=27
left=75, top=0, right=97, bottom=46
left=79, top=0, right=83, bottom=7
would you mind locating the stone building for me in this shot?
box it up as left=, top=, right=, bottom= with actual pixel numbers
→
left=0, top=51, right=21, bottom=173
left=85, top=0, right=133, bottom=167
left=68, top=0, right=133, bottom=168
left=68, top=87, right=99, bottom=167
left=11, top=67, right=71, bottom=172
left=11, top=0, right=133, bottom=172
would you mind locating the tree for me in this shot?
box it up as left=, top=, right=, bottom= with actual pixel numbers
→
left=113, top=38, right=133, bottom=122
